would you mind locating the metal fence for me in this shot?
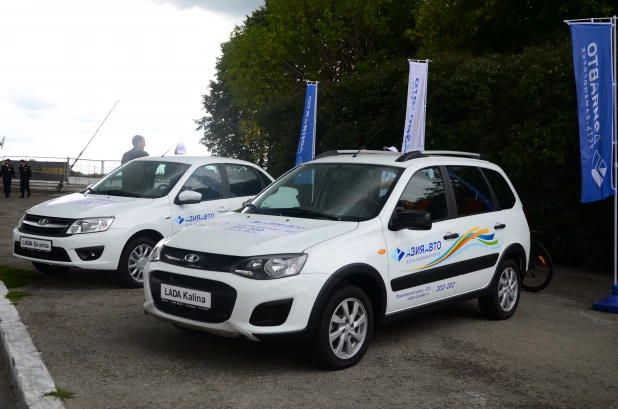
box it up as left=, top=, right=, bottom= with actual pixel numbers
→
left=1, top=155, right=121, bottom=191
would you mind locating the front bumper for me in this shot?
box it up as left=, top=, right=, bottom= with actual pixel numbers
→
left=143, top=261, right=329, bottom=341
left=12, top=227, right=128, bottom=270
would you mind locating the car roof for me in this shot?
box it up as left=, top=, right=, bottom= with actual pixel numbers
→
left=310, top=150, right=503, bottom=171
left=131, top=155, right=263, bottom=167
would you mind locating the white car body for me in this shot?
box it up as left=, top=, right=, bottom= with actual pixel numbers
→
left=143, top=150, right=530, bottom=368
left=13, top=156, right=274, bottom=285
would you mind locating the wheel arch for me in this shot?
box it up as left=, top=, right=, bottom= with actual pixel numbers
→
left=496, top=243, right=526, bottom=281
left=123, top=229, right=164, bottom=250
left=307, top=263, right=388, bottom=335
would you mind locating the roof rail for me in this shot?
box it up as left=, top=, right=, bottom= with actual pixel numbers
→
left=313, top=149, right=487, bottom=162
left=422, top=150, right=487, bottom=160
left=395, top=151, right=426, bottom=162
left=314, top=150, right=399, bottom=159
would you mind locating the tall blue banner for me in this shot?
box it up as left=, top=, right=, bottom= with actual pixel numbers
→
left=294, top=83, right=317, bottom=184
left=569, top=23, right=615, bottom=203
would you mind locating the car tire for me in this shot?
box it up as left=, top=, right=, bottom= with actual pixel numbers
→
left=478, top=258, right=521, bottom=320
left=312, top=285, right=374, bottom=370
left=117, top=236, right=157, bottom=289
left=32, top=262, right=71, bottom=274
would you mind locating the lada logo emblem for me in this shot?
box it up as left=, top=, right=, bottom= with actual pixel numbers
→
left=38, top=219, right=49, bottom=225
left=184, top=254, right=200, bottom=263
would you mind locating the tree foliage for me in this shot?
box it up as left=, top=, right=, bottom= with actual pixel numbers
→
left=412, top=0, right=616, bottom=54
left=196, top=0, right=617, bottom=271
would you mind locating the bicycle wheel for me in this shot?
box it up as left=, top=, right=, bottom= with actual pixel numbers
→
left=522, top=240, right=554, bottom=292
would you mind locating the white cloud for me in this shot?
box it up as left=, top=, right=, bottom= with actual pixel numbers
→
left=150, top=0, right=264, bottom=17
left=0, top=0, right=245, bottom=164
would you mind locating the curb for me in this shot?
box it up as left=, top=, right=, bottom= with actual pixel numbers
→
left=0, top=282, right=65, bottom=409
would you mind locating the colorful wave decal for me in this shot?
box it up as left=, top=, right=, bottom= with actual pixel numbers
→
left=411, top=227, right=500, bottom=271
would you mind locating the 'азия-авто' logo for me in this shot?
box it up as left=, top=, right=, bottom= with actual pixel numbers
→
left=174, top=216, right=185, bottom=225
left=394, top=227, right=500, bottom=271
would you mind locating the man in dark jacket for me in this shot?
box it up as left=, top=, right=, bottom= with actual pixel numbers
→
left=121, top=135, right=149, bottom=165
left=19, top=159, right=32, bottom=198
left=0, top=159, right=16, bottom=198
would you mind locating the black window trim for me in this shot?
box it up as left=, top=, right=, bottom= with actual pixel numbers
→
left=176, top=163, right=226, bottom=204
left=251, top=166, right=272, bottom=190
left=443, top=165, right=498, bottom=219
left=478, top=166, right=519, bottom=212
left=221, top=162, right=266, bottom=199
left=395, top=165, right=454, bottom=224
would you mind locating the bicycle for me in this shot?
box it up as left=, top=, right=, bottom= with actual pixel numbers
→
left=521, top=229, right=554, bottom=292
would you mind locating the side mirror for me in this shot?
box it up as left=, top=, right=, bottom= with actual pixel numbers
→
left=389, top=209, right=432, bottom=231
left=242, top=198, right=253, bottom=207
left=175, top=190, right=202, bottom=205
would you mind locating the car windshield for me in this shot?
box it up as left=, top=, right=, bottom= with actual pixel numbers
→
left=245, top=163, right=403, bottom=221
left=90, top=161, right=190, bottom=199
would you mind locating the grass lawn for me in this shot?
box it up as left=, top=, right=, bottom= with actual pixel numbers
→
left=0, top=265, right=41, bottom=289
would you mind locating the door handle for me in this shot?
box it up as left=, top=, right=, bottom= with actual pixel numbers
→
left=443, top=233, right=459, bottom=240
left=494, top=223, right=506, bottom=230
left=217, top=207, right=229, bottom=212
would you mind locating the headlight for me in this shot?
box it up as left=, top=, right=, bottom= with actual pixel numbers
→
left=149, top=238, right=167, bottom=262
left=67, top=217, right=114, bottom=234
left=233, top=254, right=308, bottom=280
left=18, top=214, right=26, bottom=229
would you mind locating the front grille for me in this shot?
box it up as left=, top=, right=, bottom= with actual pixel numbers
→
left=150, top=270, right=237, bottom=323
left=160, top=246, right=244, bottom=272
left=14, top=241, right=71, bottom=262
left=19, top=214, right=75, bottom=237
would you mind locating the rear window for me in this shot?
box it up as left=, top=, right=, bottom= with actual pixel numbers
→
left=446, top=166, right=494, bottom=217
left=482, top=168, right=516, bottom=210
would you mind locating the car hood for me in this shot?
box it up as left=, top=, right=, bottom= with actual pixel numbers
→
left=25, top=193, right=153, bottom=219
left=165, top=212, right=359, bottom=256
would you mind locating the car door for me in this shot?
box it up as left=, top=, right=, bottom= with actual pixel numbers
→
left=384, top=166, right=461, bottom=314
left=445, top=165, right=503, bottom=294
left=223, top=164, right=271, bottom=211
left=170, top=164, right=230, bottom=233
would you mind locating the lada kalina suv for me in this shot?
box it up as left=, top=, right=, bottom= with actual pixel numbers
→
left=143, top=150, right=530, bottom=369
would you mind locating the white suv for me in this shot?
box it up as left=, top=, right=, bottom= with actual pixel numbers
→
left=143, top=150, right=530, bottom=369
left=13, top=156, right=274, bottom=287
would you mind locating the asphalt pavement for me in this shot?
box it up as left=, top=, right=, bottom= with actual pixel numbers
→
left=1, top=193, right=617, bottom=409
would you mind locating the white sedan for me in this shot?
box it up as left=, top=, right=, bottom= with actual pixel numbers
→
left=13, top=156, right=274, bottom=287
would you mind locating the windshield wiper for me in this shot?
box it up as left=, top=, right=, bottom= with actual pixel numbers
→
left=271, top=208, right=341, bottom=221
left=92, top=190, right=142, bottom=198
left=244, top=203, right=282, bottom=216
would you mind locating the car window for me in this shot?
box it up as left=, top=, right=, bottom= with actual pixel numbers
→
left=254, top=168, right=272, bottom=189
left=380, top=171, right=398, bottom=197
left=224, top=164, right=263, bottom=197
left=482, top=168, right=516, bottom=210
left=180, top=165, right=223, bottom=202
left=397, top=167, right=448, bottom=221
left=91, top=161, right=189, bottom=198
left=447, top=166, right=494, bottom=216
left=248, top=163, right=403, bottom=222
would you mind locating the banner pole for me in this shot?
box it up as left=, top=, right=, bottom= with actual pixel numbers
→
left=612, top=16, right=618, bottom=286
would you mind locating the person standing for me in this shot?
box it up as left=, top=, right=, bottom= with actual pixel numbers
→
left=121, top=135, right=149, bottom=165
left=18, top=159, right=32, bottom=198
left=0, top=159, right=16, bottom=198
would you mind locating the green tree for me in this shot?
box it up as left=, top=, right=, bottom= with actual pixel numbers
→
left=411, top=0, right=616, bottom=54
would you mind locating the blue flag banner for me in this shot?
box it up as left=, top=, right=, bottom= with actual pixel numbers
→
left=569, top=23, right=615, bottom=203
left=295, top=83, right=317, bottom=184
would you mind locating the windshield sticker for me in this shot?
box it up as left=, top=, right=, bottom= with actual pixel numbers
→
left=202, top=220, right=306, bottom=237
left=392, top=227, right=500, bottom=271
left=70, top=198, right=119, bottom=206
